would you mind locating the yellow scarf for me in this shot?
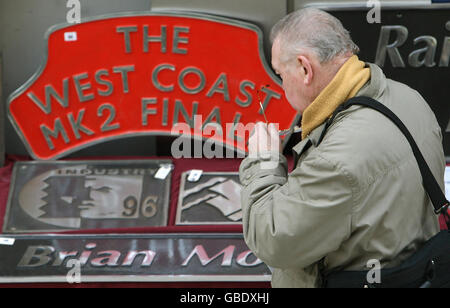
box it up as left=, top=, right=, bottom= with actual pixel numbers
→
left=301, top=55, right=370, bottom=139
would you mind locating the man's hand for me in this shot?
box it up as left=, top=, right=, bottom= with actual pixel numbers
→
left=248, top=122, right=282, bottom=157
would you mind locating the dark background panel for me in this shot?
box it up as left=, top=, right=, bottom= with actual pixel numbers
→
left=330, top=9, right=450, bottom=157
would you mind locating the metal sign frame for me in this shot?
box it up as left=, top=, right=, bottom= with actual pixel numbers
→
left=3, top=159, right=172, bottom=233
left=0, top=233, right=271, bottom=283
left=176, top=171, right=242, bottom=225
left=6, top=11, right=300, bottom=160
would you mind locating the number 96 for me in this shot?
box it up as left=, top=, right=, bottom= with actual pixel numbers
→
left=122, top=195, right=158, bottom=218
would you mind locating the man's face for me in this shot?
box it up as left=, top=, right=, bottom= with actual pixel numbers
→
left=271, top=38, right=309, bottom=113
left=80, top=175, right=143, bottom=219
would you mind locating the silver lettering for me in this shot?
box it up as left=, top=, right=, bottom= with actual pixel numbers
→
left=236, top=250, right=263, bottom=267
left=116, top=26, right=138, bottom=54
left=112, top=65, right=135, bottom=94
left=162, top=98, right=169, bottom=126
left=173, top=99, right=198, bottom=128
left=143, top=25, right=167, bottom=53
left=52, top=251, right=78, bottom=266
left=152, top=64, right=175, bottom=92
left=206, top=73, right=230, bottom=102
left=18, top=246, right=55, bottom=267
left=181, top=245, right=235, bottom=267
left=408, top=36, right=437, bottom=68
left=67, top=109, right=94, bottom=139
left=259, top=86, right=281, bottom=115
left=178, top=67, right=206, bottom=94
left=90, top=251, right=121, bottom=267
left=40, top=118, right=70, bottom=150
left=78, top=243, right=96, bottom=266
left=27, top=78, right=70, bottom=114
left=202, top=107, right=222, bottom=130
left=439, top=21, right=450, bottom=67
left=122, top=250, right=156, bottom=267
left=95, top=69, right=114, bottom=96
left=98, top=103, right=120, bottom=132
left=73, top=73, right=95, bottom=102
left=235, top=80, right=255, bottom=107
left=375, top=25, right=408, bottom=67
left=173, top=26, right=190, bottom=54
left=141, top=97, right=157, bottom=126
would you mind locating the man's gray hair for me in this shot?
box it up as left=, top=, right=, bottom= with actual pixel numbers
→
left=270, top=8, right=360, bottom=64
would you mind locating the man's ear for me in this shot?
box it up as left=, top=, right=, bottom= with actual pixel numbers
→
left=297, top=55, right=313, bottom=85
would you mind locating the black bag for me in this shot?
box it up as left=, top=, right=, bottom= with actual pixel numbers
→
left=317, top=96, right=450, bottom=288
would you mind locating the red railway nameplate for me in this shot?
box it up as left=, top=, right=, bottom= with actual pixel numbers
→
left=7, top=12, right=299, bottom=160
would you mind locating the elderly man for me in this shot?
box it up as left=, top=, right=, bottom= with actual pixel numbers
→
left=239, top=8, right=446, bottom=287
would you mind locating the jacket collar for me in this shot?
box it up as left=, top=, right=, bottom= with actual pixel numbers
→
left=300, top=55, right=370, bottom=139
left=355, top=62, right=386, bottom=100
left=291, top=62, right=387, bottom=164
left=291, top=122, right=327, bottom=165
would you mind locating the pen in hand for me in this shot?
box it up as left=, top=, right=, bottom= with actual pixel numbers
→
left=257, top=85, right=302, bottom=136
left=257, top=86, right=270, bottom=125
left=259, top=101, right=269, bottom=124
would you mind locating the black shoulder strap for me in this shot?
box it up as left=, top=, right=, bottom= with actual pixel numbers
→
left=318, top=96, right=449, bottom=222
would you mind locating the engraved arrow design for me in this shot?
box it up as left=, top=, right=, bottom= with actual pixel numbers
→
left=181, top=177, right=243, bottom=222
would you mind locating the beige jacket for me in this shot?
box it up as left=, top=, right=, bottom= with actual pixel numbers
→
left=239, top=63, right=445, bottom=288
